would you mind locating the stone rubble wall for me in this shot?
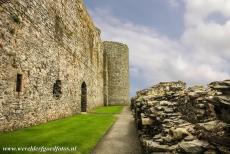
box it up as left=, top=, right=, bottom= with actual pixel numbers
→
left=0, top=0, right=105, bottom=131
left=207, top=80, right=230, bottom=123
left=131, top=80, right=230, bottom=153
left=103, top=41, right=130, bottom=105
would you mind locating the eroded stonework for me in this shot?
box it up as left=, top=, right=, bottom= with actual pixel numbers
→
left=131, top=80, right=230, bottom=153
left=0, top=0, right=129, bottom=131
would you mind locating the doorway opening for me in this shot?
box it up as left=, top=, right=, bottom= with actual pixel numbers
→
left=81, top=82, right=87, bottom=112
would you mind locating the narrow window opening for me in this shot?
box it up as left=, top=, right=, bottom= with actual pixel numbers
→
left=53, top=80, right=62, bottom=98
left=16, top=74, right=22, bottom=92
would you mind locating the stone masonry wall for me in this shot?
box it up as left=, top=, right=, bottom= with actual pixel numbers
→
left=0, top=0, right=104, bottom=131
left=103, top=49, right=109, bottom=106
left=131, top=81, right=230, bottom=153
left=103, top=41, right=129, bottom=105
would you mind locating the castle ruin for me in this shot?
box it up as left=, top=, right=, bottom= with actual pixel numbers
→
left=0, top=0, right=129, bottom=131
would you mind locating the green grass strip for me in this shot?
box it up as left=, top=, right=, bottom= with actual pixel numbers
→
left=0, top=106, right=124, bottom=154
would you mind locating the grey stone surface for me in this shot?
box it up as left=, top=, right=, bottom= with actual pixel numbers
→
left=131, top=80, right=230, bottom=153
left=92, top=106, right=142, bottom=154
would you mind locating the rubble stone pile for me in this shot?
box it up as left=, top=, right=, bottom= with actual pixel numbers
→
left=207, top=80, right=230, bottom=123
left=131, top=80, right=230, bottom=154
left=178, top=85, right=216, bottom=123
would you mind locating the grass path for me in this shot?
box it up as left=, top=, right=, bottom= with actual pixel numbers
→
left=0, top=106, right=123, bottom=154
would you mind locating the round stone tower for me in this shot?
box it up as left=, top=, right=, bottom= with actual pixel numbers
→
left=103, top=41, right=129, bottom=105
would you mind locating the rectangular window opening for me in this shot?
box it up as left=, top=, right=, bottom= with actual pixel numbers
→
left=16, top=74, right=22, bottom=92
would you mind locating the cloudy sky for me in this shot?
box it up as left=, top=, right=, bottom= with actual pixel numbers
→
left=84, top=0, right=230, bottom=96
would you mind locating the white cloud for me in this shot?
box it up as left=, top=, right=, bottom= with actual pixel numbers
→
left=182, top=0, right=230, bottom=73
left=184, top=0, right=230, bottom=27
left=89, top=4, right=230, bottom=95
left=182, top=22, right=230, bottom=59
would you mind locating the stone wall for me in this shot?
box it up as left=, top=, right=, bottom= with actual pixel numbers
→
left=103, top=41, right=130, bottom=105
left=103, top=48, right=109, bottom=106
left=0, top=0, right=105, bottom=131
left=131, top=80, right=230, bottom=153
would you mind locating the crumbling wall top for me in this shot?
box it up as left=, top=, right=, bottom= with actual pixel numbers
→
left=103, top=41, right=128, bottom=49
